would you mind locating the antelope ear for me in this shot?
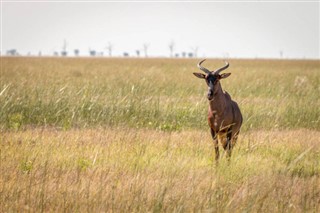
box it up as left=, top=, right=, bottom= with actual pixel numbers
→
left=219, top=73, right=231, bottom=79
left=193, top=73, right=206, bottom=79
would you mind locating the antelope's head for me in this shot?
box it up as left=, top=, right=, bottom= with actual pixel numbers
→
left=193, top=59, right=231, bottom=100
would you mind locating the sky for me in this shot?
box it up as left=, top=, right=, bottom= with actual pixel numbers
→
left=1, top=1, right=319, bottom=59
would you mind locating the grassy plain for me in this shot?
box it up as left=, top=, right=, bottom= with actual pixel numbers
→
left=0, top=57, right=320, bottom=212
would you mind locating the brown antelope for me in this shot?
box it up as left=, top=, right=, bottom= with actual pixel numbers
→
left=193, top=59, right=242, bottom=161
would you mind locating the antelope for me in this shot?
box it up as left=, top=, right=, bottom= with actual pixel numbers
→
left=193, top=59, right=242, bottom=161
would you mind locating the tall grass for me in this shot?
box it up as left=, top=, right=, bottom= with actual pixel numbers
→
left=1, top=57, right=319, bottom=131
left=1, top=128, right=319, bottom=212
left=1, top=57, right=319, bottom=212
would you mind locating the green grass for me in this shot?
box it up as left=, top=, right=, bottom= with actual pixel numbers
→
left=1, top=57, right=319, bottom=131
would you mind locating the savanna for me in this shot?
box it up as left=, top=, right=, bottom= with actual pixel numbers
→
left=1, top=57, right=319, bottom=212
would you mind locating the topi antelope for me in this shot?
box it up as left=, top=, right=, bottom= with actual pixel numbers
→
left=193, top=59, right=243, bottom=161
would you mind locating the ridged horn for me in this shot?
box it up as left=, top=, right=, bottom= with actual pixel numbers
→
left=197, top=59, right=210, bottom=74
left=213, top=61, right=229, bottom=75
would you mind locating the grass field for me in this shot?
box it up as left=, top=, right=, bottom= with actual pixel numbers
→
left=1, top=57, right=320, bottom=212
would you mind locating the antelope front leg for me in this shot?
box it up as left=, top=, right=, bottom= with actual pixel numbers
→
left=210, top=129, right=219, bottom=161
left=226, top=128, right=233, bottom=160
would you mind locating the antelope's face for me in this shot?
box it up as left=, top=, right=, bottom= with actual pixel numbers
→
left=193, top=59, right=231, bottom=101
left=205, top=73, right=220, bottom=100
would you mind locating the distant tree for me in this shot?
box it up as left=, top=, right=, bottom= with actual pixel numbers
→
left=136, top=50, right=140, bottom=57
left=89, top=49, right=96, bottom=56
left=123, top=52, right=129, bottom=57
left=105, top=42, right=113, bottom=57
left=191, top=46, right=199, bottom=58
left=181, top=52, right=186, bottom=58
left=222, top=52, right=230, bottom=59
left=143, top=43, right=150, bottom=57
left=74, top=49, right=80, bottom=56
left=61, top=39, right=68, bottom=56
left=279, top=50, right=283, bottom=58
left=53, top=51, right=59, bottom=56
left=61, top=51, right=67, bottom=56
left=169, top=40, right=175, bottom=58
left=38, top=51, right=42, bottom=57
left=188, top=52, right=193, bottom=58
left=6, top=49, right=18, bottom=56
left=175, top=53, right=180, bottom=58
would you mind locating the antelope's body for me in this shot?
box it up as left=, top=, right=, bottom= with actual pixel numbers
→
left=193, top=59, right=242, bottom=160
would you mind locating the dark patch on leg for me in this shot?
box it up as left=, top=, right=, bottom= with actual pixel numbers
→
left=226, top=128, right=232, bottom=147
left=225, top=127, right=233, bottom=160
left=210, top=128, right=217, bottom=140
left=215, top=146, right=220, bottom=161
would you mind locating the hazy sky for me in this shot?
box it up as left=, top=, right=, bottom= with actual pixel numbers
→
left=1, top=1, right=319, bottom=59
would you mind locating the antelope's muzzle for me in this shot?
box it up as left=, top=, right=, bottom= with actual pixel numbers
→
left=207, top=88, right=214, bottom=100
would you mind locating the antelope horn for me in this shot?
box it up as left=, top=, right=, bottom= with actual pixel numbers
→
left=197, top=59, right=211, bottom=74
left=213, top=61, right=229, bottom=75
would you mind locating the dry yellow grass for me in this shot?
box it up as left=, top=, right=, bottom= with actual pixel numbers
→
left=1, top=128, right=319, bottom=212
